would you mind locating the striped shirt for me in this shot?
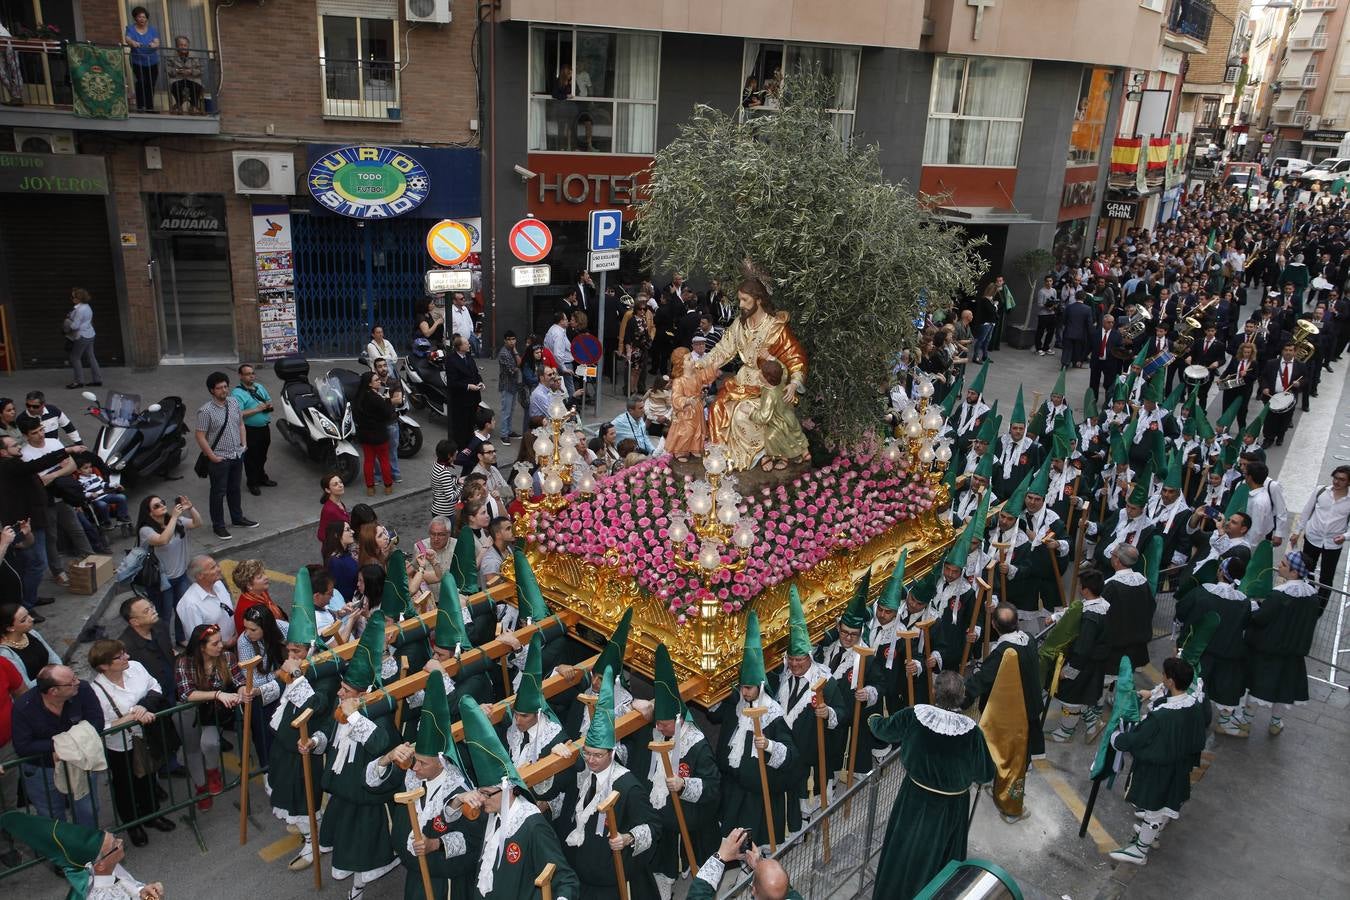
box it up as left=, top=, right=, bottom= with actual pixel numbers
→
left=431, top=462, right=461, bottom=518
left=31, top=403, right=81, bottom=444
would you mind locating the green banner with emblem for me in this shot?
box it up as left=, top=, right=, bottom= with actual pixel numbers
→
left=66, top=44, right=128, bottom=119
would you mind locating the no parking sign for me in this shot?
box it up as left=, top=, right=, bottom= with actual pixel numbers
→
left=509, top=218, right=553, bottom=263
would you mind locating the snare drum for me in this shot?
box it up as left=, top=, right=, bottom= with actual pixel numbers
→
left=1182, top=364, right=1212, bottom=387
left=1141, top=351, right=1175, bottom=380
left=1269, top=391, right=1296, bottom=414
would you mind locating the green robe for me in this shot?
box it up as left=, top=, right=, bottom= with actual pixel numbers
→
left=1009, top=509, right=1067, bottom=612
left=318, top=709, right=399, bottom=873
left=814, top=635, right=887, bottom=775
left=710, top=699, right=798, bottom=849
left=1115, top=692, right=1209, bottom=814
left=1246, top=581, right=1319, bottom=704
left=867, top=706, right=994, bottom=900
left=386, top=765, right=485, bottom=900
left=1054, top=606, right=1110, bottom=706
left=626, top=724, right=722, bottom=879
left=481, top=805, right=581, bottom=900
left=267, top=671, right=335, bottom=821
left=1176, top=583, right=1251, bottom=706
left=769, top=663, right=849, bottom=830
left=563, top=766, right=662, bottom=900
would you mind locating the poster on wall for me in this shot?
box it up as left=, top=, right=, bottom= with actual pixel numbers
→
left=251, top=204, right=298, bottom=359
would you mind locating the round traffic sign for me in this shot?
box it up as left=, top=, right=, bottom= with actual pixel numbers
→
left=571, top=333, right=601, bottom=366
left=509, top=217, right=553, bottom=263
left=426, top=220, right=472, bottom=266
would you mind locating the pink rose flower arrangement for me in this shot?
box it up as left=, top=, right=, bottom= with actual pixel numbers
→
left=526, top=453, right=935, bottom=617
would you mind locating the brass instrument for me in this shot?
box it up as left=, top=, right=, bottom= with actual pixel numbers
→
left=1292, top=318, right=1320, bottom=363
left=1118, top=306, right=1152, bottom=342
left=1171, top=315, right=1203, bottom=355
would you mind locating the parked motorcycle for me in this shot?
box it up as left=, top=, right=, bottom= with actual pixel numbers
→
left=355, top=352, right=425, bottom=458
left=402, top=337, right=449, bottom=419
left=80, top=390, right=187, bottom=488
left=273, top=357, right=360, bottom=484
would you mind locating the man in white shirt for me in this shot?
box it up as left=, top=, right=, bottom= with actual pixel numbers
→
left=470, top=442, right=515, bottom=514
left=544, top=310, right=576, bottom=396
left=176, top=555, right=236, bottom=647
left=1243, top=461, right=1289, bottom=546
left=449, top=292, right=475, bottom=354
left=1294, top=465, right=1350, bottom=611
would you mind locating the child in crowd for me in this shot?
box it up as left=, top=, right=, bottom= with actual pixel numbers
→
left=77, top=458, right=131, bottom=524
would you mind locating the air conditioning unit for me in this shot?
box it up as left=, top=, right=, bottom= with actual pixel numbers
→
left=232, top=151, right=295, bottom=195
left=12, top=129, right=76, bottom=154
left=406, top=0, right=451, bottom=24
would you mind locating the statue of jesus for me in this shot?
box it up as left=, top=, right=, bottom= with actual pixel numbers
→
left=693, top=276, right=808, bottom=470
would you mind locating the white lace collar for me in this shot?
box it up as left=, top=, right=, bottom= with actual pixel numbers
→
left=477, top=787, right=538, bottom=896
left=915, top=704, right=977, bottom=736
left=1277, top=579, right=1318, bottom=597
left=1207, top=581, right=1246, bottom=601
left=992, top=630, right=1030, bottom=649
left=1081, top=597, right=1110, bottom=615
left=1155, top=691, right=1198, bottom=711
left=506, top=715, right=563, bottom=764
left=726, top=688, right=784, bottom=770
left=1106, top=569, right=1148, bottom=587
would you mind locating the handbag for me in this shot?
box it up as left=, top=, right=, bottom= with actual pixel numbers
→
left=94, top=681, right=159, bottom=779
left=132, top=543, right=163, bottom=593
left=194, top=410, right=229, bottom=478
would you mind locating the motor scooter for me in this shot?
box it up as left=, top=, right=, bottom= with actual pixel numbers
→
left=272, top=357, right=360, bottom=484
left=80, top=390, right=187, bottom=488
left=355, top=352, right=424, bottom=458
left=402, top=337, right=449, bottom=419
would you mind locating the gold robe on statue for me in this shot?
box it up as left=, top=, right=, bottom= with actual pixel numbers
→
left=979, top=649, right=1029, bottom=818
left=696, top=311, right=808, bottom=470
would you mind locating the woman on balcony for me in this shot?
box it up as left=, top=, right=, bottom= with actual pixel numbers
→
left=123, top=6, right=160, bottom=113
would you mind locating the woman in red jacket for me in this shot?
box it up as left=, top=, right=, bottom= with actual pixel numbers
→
left=315, top=471, right=349, bottom=546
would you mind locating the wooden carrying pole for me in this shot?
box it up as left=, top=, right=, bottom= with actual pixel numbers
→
left=1044, top=532, right=1068, bottom=608
left=899, top=630, right=918, bottom=706
left=649, top=740, right=697, bottom=871
left=743, top=706, right=777, bottom=852
left=1068, top=507, right=1090, bottom=603
left=237, top=656, right=260, bottom=845
left=392, top=655, right=410, bottom=732
left=535, top=863, right=556, bottom=900
left=958, top=576, right=992, bottom=675
left=811, top=678, right=831, bottom=865
left=599, top=790, right=628, bottom=900
left=292, top=708, right=323, bottom=891
left=395, top=787, right=435, bottom=900
left=843, top=646, right=875, bottom=792
left=916, top=621, right=937, bottom=702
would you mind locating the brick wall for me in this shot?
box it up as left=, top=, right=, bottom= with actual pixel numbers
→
left=1186, top=0, right=1248, bottom=85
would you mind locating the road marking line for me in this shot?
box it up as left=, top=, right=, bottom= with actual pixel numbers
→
left=1033, top=759, right=1117, bottom=853
left=259, top=833, right=303, bottom=862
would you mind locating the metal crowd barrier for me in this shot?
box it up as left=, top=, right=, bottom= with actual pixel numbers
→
left=0, top=697, right=264, bottom=879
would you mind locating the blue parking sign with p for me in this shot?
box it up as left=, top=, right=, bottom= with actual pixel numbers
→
left=589, top=209, right=623, bottom=252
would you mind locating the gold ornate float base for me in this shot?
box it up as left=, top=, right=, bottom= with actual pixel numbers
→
left=506, top=504, right=957, bottom=707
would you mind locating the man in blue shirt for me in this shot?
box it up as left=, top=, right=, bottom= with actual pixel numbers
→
left=11, top=665, right=105, bottom=827
left=231, top=363, right=274, bottom=497
left=611, top=395, right=655, bottom=455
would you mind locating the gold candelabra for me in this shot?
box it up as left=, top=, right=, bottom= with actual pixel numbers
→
left=513, top=396, right=593, bottom=514
left=668, top=445, right=757, bottom=574
left=883, top=376, right=952, bottom=485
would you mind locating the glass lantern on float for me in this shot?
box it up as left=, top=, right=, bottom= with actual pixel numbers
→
left=669, top=444, right=755, bottom=574
left=882, top=375, right=951, bottom=484
left=521, top=396, right=576, bottom=513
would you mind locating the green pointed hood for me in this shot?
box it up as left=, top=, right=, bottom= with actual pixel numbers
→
left=1216, top=395, right=1243, bottom=430
left=415, top=664, right=459, bottom=765
left=1144, top=535, right=1164, bottom=592
left=287, top=566, right=319, bottom=647
left=384, top=548, right=412, bottom=618
left=1191, top=400, right=1215, bottom=442
left=1180, top=611, right=1221, bottom=676
left=434, top=573, right=473, bottom=651
left=450, top=524, right=480, bottom=594
left=459, top=697, right=527, bottom=792
left=513, top=633, right=548, bottom=716
left=0, top=811, right=102, bottom=896
left=1051, top=367, right=1067, bottom=400
left=1027, top=456, right=1052, bottom=498
left=512, top=549, right=551, bottom=622
left=1112, top=376, right=1131, bottom=403
left=1053, top=410, right=1077, bottom=460
left=946, top=520, right=973, bottom=569
left=653, top=643, right=685, bottom=721
left=1161, top=380, right=1185, bottom=413
left=877, top=548, right=908, bottom=612
left=976, top=405, right=1001, bottom=445
left=1241, top=404, right=1269, bottom=441
left=974, top=447, right=995, bottom=480
left=1109, top=429, right=1129, bottom=466
left=343, top=609, right=386, bottom=691
left=1163, top=450, right=1183, bottom=490
left=787, top=584, right=813, bottom=655
left=970, top=489, right=992, bottom=538
left=840, top=569, right=872, bottom=630
left=1081, top=387, right=1098, bottom=421
left=1142, top=370, right=1165, bottom=404
left=941, top=374, right=963, bottom=418
left=1224, top=482, right=1250, bottom=518
left=1239, top=540, right=1275, bottom=600
left=1003, top=468, right=1033, bottom=518
left=968, top=360, right=989, bottom=396
left=1132, top=341, right=1150, bottom=368
left=1010, top=385, right=1027, bottom=426
left=1181, top=409, right=1198, bottom=437
left=584, top=665, right=618, bottom=750
left=593, top=607, right=633, bottom=680
left=1127, top=480, right=1150, bottom=508
left=739, top=612, right=767, bottom=686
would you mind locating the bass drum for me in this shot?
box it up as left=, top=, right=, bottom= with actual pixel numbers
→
left=1268, top=391, right=1296, bottom=414
left=1182, top=364, right=1212, bottom=387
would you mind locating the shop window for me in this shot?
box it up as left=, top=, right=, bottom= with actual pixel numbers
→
left=319, top=3, right=398, bottom=119
left=738, top=40, right=860, bottom=141
left=528, top=26, right=659, bottom=154
left=924, top=56, right=1030, bottom=167
left=1068, top=68, right=1113, bottom=167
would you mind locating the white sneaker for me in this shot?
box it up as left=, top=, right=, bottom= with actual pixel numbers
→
left=288, top=850, right=314, bottom=872
left=331, top=867, right=352, bottom=881
left=1109, top=839, right=1149, bottom=866
left=1269, top=717, right=1284, bottom=736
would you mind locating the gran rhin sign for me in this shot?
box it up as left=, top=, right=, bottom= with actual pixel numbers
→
left=307, top=145, right=430, bottom=219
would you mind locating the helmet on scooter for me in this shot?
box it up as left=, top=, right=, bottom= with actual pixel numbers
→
left=412, top=337, right=432, bottom=358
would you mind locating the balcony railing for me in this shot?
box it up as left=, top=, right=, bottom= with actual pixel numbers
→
left=0, top=38, right=217, bottom=116
left=320, top=57, right=400, bottom=120
left=1290, top=34, right=1330, bottom=51
left=1303, top=72, right=1320, bottom=88
left=1304, top=0, right=1337, bottom=11
left=1167, top=0, right=1213, bottom=44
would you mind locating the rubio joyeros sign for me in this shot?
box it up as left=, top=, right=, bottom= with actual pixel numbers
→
left=307, top=145, right=430, bottom=219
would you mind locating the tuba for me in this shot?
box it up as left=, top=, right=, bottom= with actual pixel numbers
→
left=1118, top=306, right=1153, bottom=342
left=1292, top=319, right=1320, bottom=363
left=1171, top=315, right=1203, bottom=355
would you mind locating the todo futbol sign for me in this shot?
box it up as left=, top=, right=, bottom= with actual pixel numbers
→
left=307, top=145, right=430, bottom=219
left=426, top=220, right=472, bottom=266
left=508, top=217, right=553, bottom=263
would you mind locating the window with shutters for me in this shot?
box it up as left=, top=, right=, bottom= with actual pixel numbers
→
left=318, top=0, right=399, bottom=119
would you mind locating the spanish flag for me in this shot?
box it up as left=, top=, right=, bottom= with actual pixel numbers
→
left=979, top=648, right=1029, bottom=818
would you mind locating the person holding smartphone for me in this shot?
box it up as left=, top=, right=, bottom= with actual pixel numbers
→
left=135, top=494, right=201, bottom=643
left=687, top=827, right=798, bottom=899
